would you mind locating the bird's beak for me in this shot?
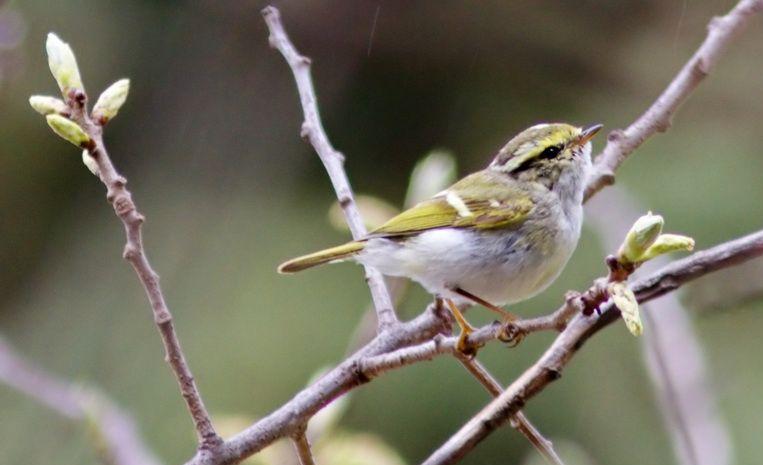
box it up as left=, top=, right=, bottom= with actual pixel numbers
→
left=576, top=123, right=603, bottom=146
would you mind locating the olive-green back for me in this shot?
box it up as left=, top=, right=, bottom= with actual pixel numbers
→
left=367, top=171, right=533, bottom=238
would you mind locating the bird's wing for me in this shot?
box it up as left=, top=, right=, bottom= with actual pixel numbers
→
left=366, top=172, right=533, bottom=239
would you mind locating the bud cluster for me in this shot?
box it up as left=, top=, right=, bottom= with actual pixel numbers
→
left=28, top=33, right=130, bottom=175
left=611, top=212, right=695, bottom=336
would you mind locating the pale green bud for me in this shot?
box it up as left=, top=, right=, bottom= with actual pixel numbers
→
left=405, top=150, right=457, bottom=206
left=92, top=79, right=130, bottom=123
left=617, top=212, right=664, bottom=263
left=29, top=95, right=68, bottom=116
left=46, top=33, right=84, bottom=95
left=46, top=114, right=91, bottom=147
left=82, top=150, right=99, bottom=176
left=609, top=282, right=642, bottom=336
left=641, top=234, right=695, bottom=261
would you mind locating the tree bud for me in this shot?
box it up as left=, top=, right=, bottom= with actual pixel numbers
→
left=46, top=114, right=90, bottom=147
left=617, top=212, right=664, bottom=263
left=641, top=234, right=695, bottom=261
left=46, top=32, right=84, bottom=95
left=609, top=282, right=642, bottom=336
left=81, top=150, right=99, bottom=176
left=29, top=95, right=67, bottom=116
left=92, top=79, right=130, bottom=123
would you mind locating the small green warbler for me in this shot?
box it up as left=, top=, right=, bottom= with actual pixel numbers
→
left=279, top=123, right=602, bottom=351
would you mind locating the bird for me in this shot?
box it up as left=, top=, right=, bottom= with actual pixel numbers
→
left=278, top=122, right=602, bottom=352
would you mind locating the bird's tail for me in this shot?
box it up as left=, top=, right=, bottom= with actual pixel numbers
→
left=277, top=241, right=365, bottom=274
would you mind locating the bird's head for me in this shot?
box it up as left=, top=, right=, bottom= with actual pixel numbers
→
left=489, top=122, right=602, bottom=189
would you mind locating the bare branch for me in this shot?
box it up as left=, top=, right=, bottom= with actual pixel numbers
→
left=187, top=304, right=448, bottom=465
left=261, top=5, right=398, bottom=331
left=421, top=228, right=763, bottom=464
left=0, top=336, right=81, bottom=419
left=0, top=336, right=162, bottom=465
left=291, top=427, right=317, bottom=465
left=456, top=356, right=564, bottom=465
left=584, top=0, right=763, bottom=201
left=65, top=90, right=221, bottom=450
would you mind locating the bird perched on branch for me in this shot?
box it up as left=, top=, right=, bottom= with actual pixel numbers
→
left=279, top=122, right=602, bottom=353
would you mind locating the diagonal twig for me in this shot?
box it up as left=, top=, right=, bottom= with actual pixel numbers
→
left=262, top=6, right=398, bottom=331
left=65, top=89, right=221, bottom=451
left=0, top=336, right=163, bottom=465
left=291, top=427, right=317, bottom=465
left=585, top=0, right=763, bottom=200
left=456, top=355, right=565, bottom=465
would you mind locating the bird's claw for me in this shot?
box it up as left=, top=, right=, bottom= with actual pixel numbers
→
left=456, top=328, right=482, bottom=358
left=498, top=321, right=526, bottom=347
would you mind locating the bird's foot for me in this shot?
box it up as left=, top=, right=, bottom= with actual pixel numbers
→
left=497, top=318, right=526, bottom=348
left=445, top=298, right=483, bottom=357
left=456, top=326, right=482, bottom=358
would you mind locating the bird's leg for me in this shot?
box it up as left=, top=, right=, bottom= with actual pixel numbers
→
left=453, top=287, right=518, bottom=320
left=453, top=287, right=525, bottom=347
left=444, top=298, right=481, bottom=356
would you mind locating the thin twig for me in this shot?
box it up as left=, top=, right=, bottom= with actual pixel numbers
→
left=0, top=336, right=81, bottom=419
left=584, top=0, right=763, bottom=200
left=291, top=427, right=317, bottom=465
left=421, top=229, right=763, bottom=465
left=0, top=336, right=163, bottom=465
left=262, top=5, right=398, bottom=331
left=456, top=356, right=564, bottom=465
left=65, top=90, right=221, bottom=450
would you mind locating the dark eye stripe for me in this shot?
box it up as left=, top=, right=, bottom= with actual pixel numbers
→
left=539, top=144, right=563, bottom=159
left=510, top=143, right=565, bottom=174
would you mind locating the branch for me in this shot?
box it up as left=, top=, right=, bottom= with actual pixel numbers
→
left=262, top=5, right=398, bottom=331
left=64, top=90, right=221, bottom=450
left=0, top=336, right=162, bottom=465
left=584, top=0, right=763, bottom=201
left=185, top=304, right=448, bottom=465
left=421, top=228, right=763, bottom=464
left=456, top=356, right=564, bottom=465
left=291, top=428, right=317, bottom=465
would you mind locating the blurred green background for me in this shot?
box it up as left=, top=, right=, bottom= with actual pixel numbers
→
left=2, top=1, right=763, bottom=464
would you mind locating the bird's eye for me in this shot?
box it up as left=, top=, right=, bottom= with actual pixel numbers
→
left=539, top=144, right=562, bottom=159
